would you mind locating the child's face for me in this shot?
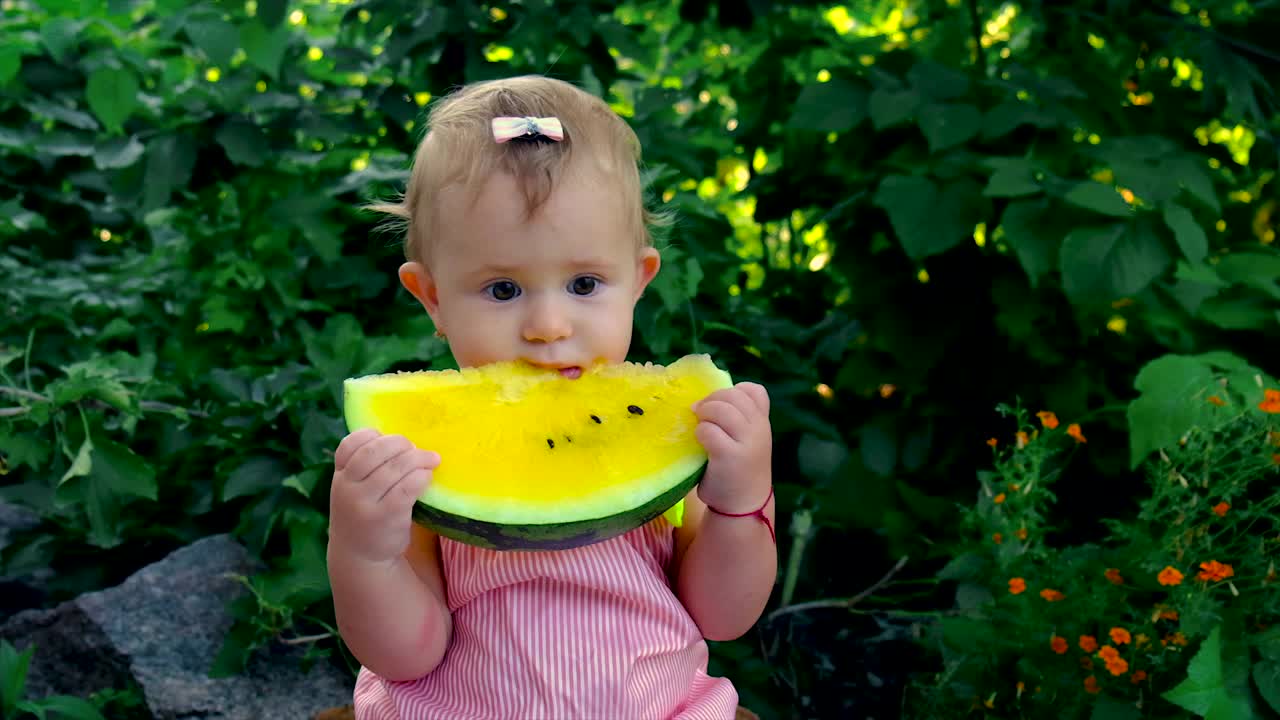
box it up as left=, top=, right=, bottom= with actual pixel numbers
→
left=400, top=170, right=660, bottom=376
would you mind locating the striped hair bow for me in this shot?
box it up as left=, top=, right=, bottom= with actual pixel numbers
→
left=491, top=116, right=565, bottom=143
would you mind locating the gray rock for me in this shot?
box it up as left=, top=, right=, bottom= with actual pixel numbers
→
left=1, top=534, right=355, bottom=720
left=0, top=500, right=50, bottom=621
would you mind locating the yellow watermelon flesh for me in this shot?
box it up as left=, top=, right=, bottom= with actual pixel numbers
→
left=341, top=354, right=733, bottom=551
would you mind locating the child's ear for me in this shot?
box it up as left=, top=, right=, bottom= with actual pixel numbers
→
left=399, top=261, right=443, bottom=324
left=633, top=247, right=661, bottom=301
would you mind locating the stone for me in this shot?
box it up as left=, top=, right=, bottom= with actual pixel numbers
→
left=1, top=534, right=355, bottom=719
left=0, top=500, right=50, bottom=622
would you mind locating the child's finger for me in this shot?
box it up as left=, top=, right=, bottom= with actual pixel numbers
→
left=738, top=382, right=770, bottom=416
left=394, top=468, right=432, bottom=504
left=334, top=428, right=380, bottom=471
left=344, top=434, right=415, bottom=483
left=695, top=419, right=736, bottom=457
left=695, top=399, right=750, bottom=440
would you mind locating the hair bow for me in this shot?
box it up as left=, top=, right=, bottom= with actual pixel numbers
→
left=491, top=116, right=565, bottom=143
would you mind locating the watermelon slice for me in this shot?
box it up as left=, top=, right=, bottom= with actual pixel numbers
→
left=341, top=354, right=733, bottom=551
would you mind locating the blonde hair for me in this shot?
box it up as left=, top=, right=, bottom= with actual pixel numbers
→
left=368, top=75, right=669, bottom=261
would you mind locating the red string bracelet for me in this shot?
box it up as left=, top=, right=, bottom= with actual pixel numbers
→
left=704, top=487, right=776, bottom=544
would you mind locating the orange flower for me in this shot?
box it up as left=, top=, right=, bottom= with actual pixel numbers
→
left=987, top=437, right=998, bottom=448
left=1153, top=605, right=1179, bottom=622
left=1197, top=560, right=1234, bottom=582
left=1162, top=632, right=1188, bottom=647
left=1105, top=656, right=1129, bottom=676
left=1051, top=635, right=1068, bottom=654
left=1130, top=670, right=1148, bottom=684
left=1104, top=567, right=1124, bottom=585
left=1037, top=411, right=1060, bottom=429
left=992, top=532, right=1003, bottom=544
left=1040, top=588, right=1065, bottom=602
left=1015, top=527, right=1028, bottom=540
left=1079, top=635, right=1098, bottom=653
left=1207, top=395, right=1226, bottom=406
left=1097, top=645, right=1120, bottom=662
left=1270, top=430, right=1280, bottom=447
left=1212, top=501, right=1230, bottom=517
left=1083, top=676, right=1100, bottom=694
left=1109, top=627, right=1131, bottom=645
left=994, top=492, right=1007, bottom=504
left=1009, top=577, right=1027, bottom=594
left=1135, top=633, right=1150, bottom=648
left=1158, top=566, right=1184, bottom=586
left=1016, top=431, right=1029, bottom=448
left=1067, top=424, right=1087, bottom=443
left=1273, top=453, right=1280, bottom=466
left=1259, top=388, right=1280, bottom=413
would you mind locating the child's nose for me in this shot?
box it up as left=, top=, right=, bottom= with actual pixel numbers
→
left=522, top=298, right=572, bottom=343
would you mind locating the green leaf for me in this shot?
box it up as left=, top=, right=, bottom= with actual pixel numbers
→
left=85, top=67, right=140, bottom=133
left=223, top=456, right=288, bottom=502
left=787, top=78, right=867, bottom=132
left=797, top=433, right=848, bottom=484
left=1060, top=221, right=1170, bottom=304
left=869, top=88, right=919, bottom=129
left=282, top=468, right=323, bottom=499
left=215, top=120, right=268, bottom=167
left=40, top=17, right=84, bottom=62
left=1164, top=625, right=1225, bottom=715
left=1126, top=355, right=1216, bottom=468
left=918, top=103, right=981, bottom=153
left=1090, top=696, right=1141, bottom=720
left=143, top=133, right=197, bottom=211
left=59, top=435, right=94, bottom=486
left=873, top=175, right=986, bottom=260
left=88, top=435, right=158, bottom=501
left=1255, top=661, right=1280, bottom=715
left=256, top=0, right=288, bottom=27
left=983, top=159, right=1042, bottom=198
left=0, top=640, right=35, bottom=716
left=937, top=551, right=987, bottom=581
left=999, top=199, right=1059, bottom=287
left=907, top=61, right=969, bottom=100
left=860, top=422, right=896, bottom=476
left=93, top=135, right=145, bottom=170
left=1063, top=181, right=1134, bottom=217
left=1214, top=253, right=1280, bottom=300
left=35, top=695, right=106, bottom=720
left=185, top=15, right=239, bottom=68
left=1167, top=154, right=1221, bottom=214
left=0, top=46, right=25, bottom=86
left=1163, top=203, right=1209, bottom=263
left=241, top=19, right=290, bottom=79
left=1198, top=296, right=1277, bottom=331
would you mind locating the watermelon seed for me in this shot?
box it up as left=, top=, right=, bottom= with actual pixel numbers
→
left=590, top=415, right=602, bottom=424
left=627, top=405, right=644, bottom=415
left=546, top=438, right=555, bottom=449
left=565, top=435, right=572, bottom=443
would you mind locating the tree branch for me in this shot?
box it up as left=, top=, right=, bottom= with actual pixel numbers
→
left=766, top=555, right=909, bottom=623
left=0, top=386, right=208, bottom=419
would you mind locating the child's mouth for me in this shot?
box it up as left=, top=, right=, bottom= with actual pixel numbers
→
left=558, top=366, right=582, bottom=379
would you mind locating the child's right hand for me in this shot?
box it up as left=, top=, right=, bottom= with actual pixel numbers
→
left=328, top=428, right=441, bottom=565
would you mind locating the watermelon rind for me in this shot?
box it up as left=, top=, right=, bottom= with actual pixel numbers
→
left=413, top=463, right=704, bottom=551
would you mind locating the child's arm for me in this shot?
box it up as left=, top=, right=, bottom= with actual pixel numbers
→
left=671, top=383, right=777, bottom=641
left=327, top=429, right=454, bottom=680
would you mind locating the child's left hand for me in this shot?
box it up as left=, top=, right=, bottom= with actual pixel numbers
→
left=692, top=382, right=773, bottom=512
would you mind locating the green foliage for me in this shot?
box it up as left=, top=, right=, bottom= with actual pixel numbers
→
left=0, top=641, right=109, bottom=720
left=1, top=0, right=1278, bottom=716
left=911, top=357, right=1280, bottom=718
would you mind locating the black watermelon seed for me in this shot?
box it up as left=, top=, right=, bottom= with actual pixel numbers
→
left=590, top=414, right=602, bottom=424
left=546, top=438, right=555, bottom=449
left=627, top=405, right=644, bottom=415
left=565, top=435, right=573, bottom=443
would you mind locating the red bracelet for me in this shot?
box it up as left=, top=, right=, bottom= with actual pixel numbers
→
left=704, top=487, right=776, bottom=544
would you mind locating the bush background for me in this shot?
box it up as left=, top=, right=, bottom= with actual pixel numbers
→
left=1, top=0, right=1278, bottom=717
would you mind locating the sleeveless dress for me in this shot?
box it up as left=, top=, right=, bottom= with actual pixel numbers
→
left=352, top=516, right=739, bottom=719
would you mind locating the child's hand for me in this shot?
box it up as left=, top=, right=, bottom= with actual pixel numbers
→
left=328, top=428, right=441, bottom=565
left=692, top=382, right=772, bottom=511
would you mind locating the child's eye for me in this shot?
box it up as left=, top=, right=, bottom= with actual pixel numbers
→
left=486, top=281, right=520, bottom=301
left=569, top=276, right=599, bottom=296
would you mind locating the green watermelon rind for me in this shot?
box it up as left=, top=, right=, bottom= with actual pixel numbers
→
left=413, top=463, right=704, bottom=552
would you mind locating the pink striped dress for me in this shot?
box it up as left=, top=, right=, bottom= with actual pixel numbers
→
left=352, top=516, right=739, bottom=719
